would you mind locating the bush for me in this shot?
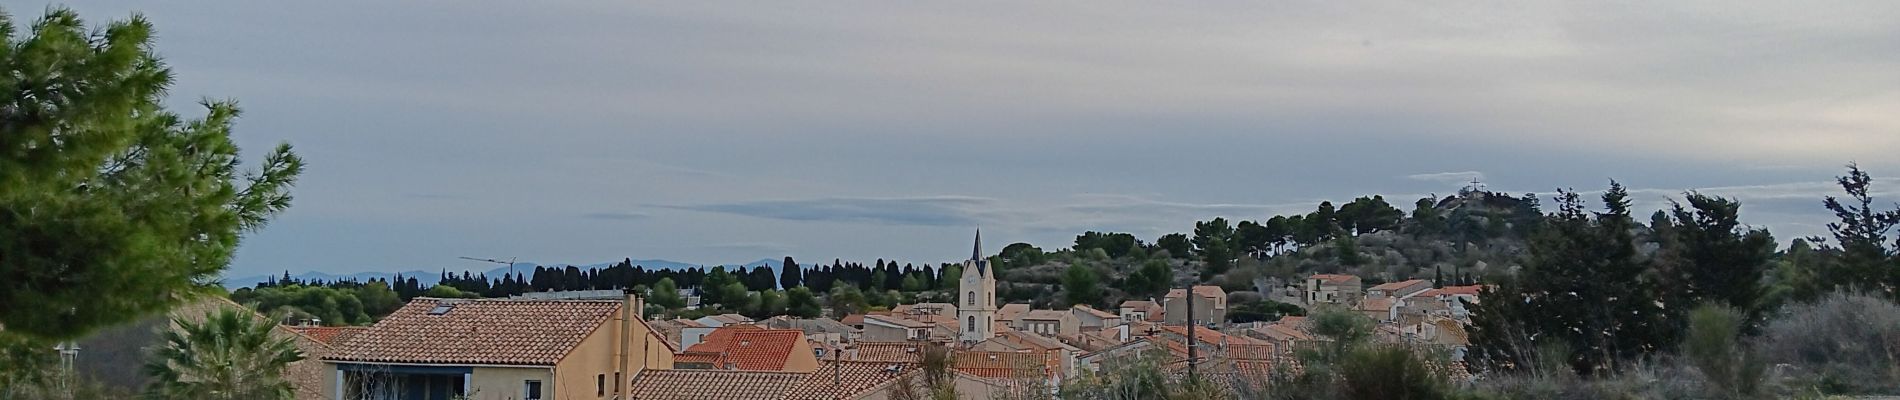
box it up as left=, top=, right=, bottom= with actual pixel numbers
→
left=1338, top=345, right=1451, bottom=400
left=1758, top=292, right=1900, bottom=394
left=1683, top=304, right=1765, bottom=398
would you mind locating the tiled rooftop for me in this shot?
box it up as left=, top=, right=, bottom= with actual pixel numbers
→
left=784, top=361, right=921, bottom=400
left=1369, top=279, right=1430, bottom=292
left=849, top=341, right=926, bottom=363
left=682, top=327, right=806, bottom=371
left=626, top=369, right=805, bottom=400
left=954, top=351, right=1054, bottom=379
left=1165, top=285, right=1227, bottom=299
left=1309, top=274, right=1359, bottom=284
left=327, top=298, right=621, bottom=365
left=285, top=325, right=366, bottom=347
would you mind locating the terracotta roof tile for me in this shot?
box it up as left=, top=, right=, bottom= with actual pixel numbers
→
left=1421, top=285, right=1485, bottom=297
left=1369, top=279, right=1430, bottom=292
left=1073, top=305, right=1117, bottom=319
left=1165, top=285, right=1227, bottom=299
left=328, top=298, right=620, bottom=365
left=997, top=303, right=1032, bottom=322
left=285, top=326, right=366, bottom=347
left=785, top=361, right=921, bottom=400
left=1119, top=300, right=1157, bottom=309
left=627, top=369, right=804, bottom=400
left=1023, top=310, right=1069, bottom=321
left=954, top=351, right=1054, bottom=379
left=1310, top=274, right=1359, bottom=284
left=850, top=341, right=926, bottom=363
left=864, top=314, right=930, bottom=329
left=682, top=327, right=806, bottom=371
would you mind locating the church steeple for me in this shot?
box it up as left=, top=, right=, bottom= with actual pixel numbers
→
left=972, top=229, right=982, bottom=261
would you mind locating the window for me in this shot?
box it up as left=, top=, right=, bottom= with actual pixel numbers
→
left=968, top=316, right=976, bottom=332
left=597, top=374, right=605, bottom=396
left=524, top=380, right=543, bottom=400
left=967, top=291, right=975, bottom=305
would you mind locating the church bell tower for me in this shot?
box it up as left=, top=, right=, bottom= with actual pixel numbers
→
left=958, top=230, right=997, bottom=343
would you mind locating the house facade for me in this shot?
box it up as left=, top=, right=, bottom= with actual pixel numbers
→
left=1304, top=274, right=1363, bottom=305
left=323, top=295, right=674, bottom=400
left=1163, top=286, right=1227, bottom=326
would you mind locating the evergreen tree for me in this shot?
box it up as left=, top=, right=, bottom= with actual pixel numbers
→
left=1820, top=164, right=1899, bottom=297
left=1155, top=233, right=1191, bottom=259
left=650, top=278, right=685, bottom=310
left=780, top=256, right=802, bottom=289
left=0, top=7, right=305, bottom=340
left=1658, top=192, right=1775, bottom=318
left=1468, top=183, right=1673, bottom=375
left=1062, top=264, right=1104, bottom=307
left=786, top=286, right=822, bottom=318
left=1193, top=218, right=1237, bottom=274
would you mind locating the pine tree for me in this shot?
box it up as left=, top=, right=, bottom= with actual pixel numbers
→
left=1821, top=164, right=1900, bottom=298
left=1468, top=183, right=1673, bottom=375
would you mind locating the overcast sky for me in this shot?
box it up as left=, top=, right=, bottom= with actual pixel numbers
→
left=35, top=1, right=1900, bottom=277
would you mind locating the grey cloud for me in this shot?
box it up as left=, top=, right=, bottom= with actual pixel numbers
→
left=658, top=196, right=996, bottom=226
left=1406, top=171, right=1487, bottom=184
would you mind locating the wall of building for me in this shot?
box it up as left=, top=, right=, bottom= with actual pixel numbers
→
left=470, top=366, right=553, bottom=400
left=1163, top=296, right=1225, bottom=326
left=861, top=323, right=911, bottom=342
left=554, top=307, right=675, bottom=399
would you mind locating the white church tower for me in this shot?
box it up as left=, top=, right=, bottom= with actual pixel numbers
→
left=958, top=229, right=997, bottom=343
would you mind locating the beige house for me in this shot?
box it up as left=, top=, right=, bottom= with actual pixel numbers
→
left=1366, top=279, right=1432, bottom=299
left=324, top=294, right=674, bottom=400
left=1163, top=286, right=1227, bottom=326
left=860, top=314, right=932, bottom=342
left=995, top=303, right=1031, bottom=329
left=1304, top=274, right=1363, bottom=305
left=1117, top=300, right=1163, bottom=323
left=1071, top=305, right=1121, bottom=329
left=1020, top=309, right=1079, bottom=337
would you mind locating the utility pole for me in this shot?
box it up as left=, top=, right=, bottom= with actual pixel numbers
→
left=1186, top=284, right=1196, bottom=383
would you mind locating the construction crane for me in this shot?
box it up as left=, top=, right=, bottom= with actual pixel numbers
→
left=458, top=256, right=518, bottom=277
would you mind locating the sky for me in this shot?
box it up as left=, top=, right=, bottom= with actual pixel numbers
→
left=30, top=1, right=1900, bottom=277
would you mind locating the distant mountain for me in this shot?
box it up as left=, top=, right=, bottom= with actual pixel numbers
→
left=221, top=258, right=781, bottom=290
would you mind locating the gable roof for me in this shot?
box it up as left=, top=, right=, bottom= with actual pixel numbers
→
left=627, top=369, right=806, bottom=400
left=1155, top=324, right=1270, bottom=346
left=850, top=341, right=927, bottom=363
left=1421, top=285, right=1485, bottom=297
left=1073, top=305, right=1118, bottom=319
left=285, top=326, right=366, bottom=347
left=1119, top=300, right=1158, bottom=309
left=1165, top=286, right=1227, bottom=300
left=864, top=314, right=931, bottom=329
left=785, top=361, right=922, bottom=400
left=1023, top=309, right=1070, bottom=321
left=762, top=316, right=858, bottom=335
left=684, top=328, right=807, bottom=371
left=996, top=303, right=1032, bottom=322
left=1368, top=279, right=1430, bottom=292
left=1309, top=274, right=1359, bottom=284
left=328, top=298, right=621, bottom=365
left=954, top=351, right=1055, bottom=379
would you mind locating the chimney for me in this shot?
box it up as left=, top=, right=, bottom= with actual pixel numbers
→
left=618, top=288, right=637, bottom=397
